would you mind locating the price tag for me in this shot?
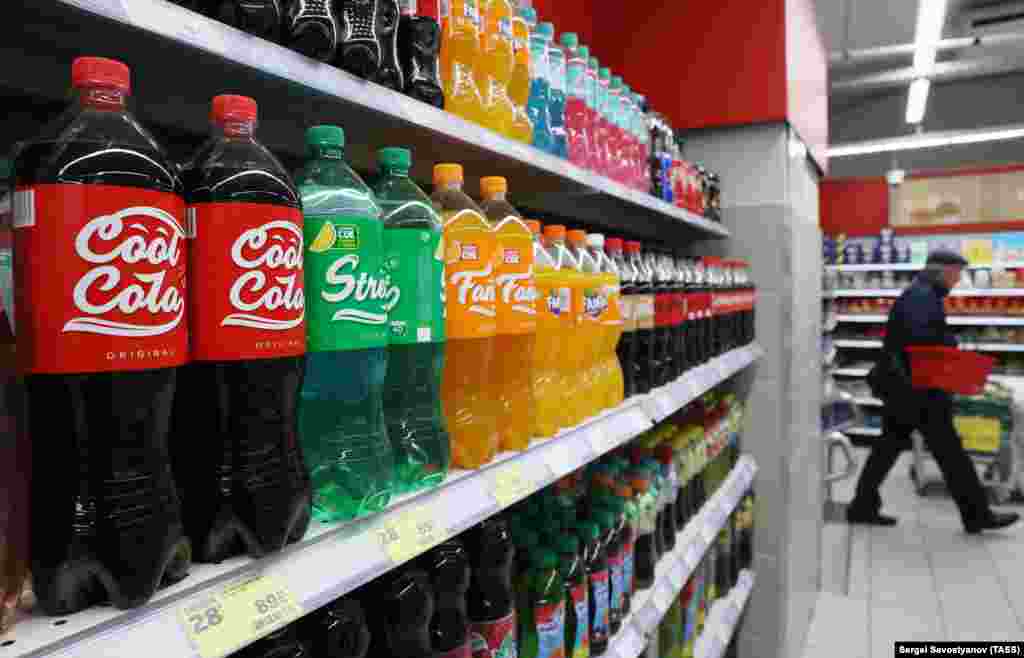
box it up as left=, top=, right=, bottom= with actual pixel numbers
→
left=543, top=440, right=576, bottom=477
left=376, top=505, right=450, bottom=565
left=653, top=582, right=675, bottom=612
left=491, top=463, right=535, bottom=507
left=179, top=574, right=303, bottom=658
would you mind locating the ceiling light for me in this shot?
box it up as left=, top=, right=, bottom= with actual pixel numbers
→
left=905, top=78, right=930, bottom=124
left=912, top=0, right=949, bottom=76
left=828, top=124, right=1024, bottom=157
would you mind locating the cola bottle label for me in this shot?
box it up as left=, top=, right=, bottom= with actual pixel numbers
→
left=14, top=184, right=188, bottom=373
left=187, top=202, right=306, bottom=360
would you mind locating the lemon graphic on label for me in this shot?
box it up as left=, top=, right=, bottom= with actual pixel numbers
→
left=310, top=222, right=337, bottom=253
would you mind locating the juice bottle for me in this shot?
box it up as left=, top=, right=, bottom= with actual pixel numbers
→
left=297, top=126, right=393, bottom=523
left=577, top=521, right=608, bottom=656
left=527, top=21, right=554, bottom=153
left=584, top=54, right=600, bottom=173
left=542, top=226, right=582, bottom=427
left=508, top=8, right=534, bottom=143
left=466, top=516, right=518, bottom=658
left=548, top=34, right=568, bottom=159
left=522, top=548, right=566, bottom=658
left=560, top=33, right=589, bottom=168
left=566, top=230, right=602, bottom=419
left=529, top=220, right=563, bottom=439
left=432, top=164, right=499, bottom=469
left=480, top=177, right=537, bottom=452
left=442, top=0, right=486, bottom=125
left=479, top=0, right=517, bottom=137
left=556, top=534, right=589, bottom=658
left=587, top=234, right=624, bottom=410
left=374, top=148, right=449, bottom=494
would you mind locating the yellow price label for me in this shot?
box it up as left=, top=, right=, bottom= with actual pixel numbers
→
left=179, top=574, right=303, bottom=658
left=491, top=463, right=535, bottom=507
left=377, top=505, right=450, bottom=565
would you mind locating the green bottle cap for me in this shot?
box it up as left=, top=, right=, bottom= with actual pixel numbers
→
left=578, top=45, right=590, bottom=59
left=577, top=521, right=600, bottom=542
left=306, top=125, right=345, bottom=149
left=560, top=32, right=579, bottom=49
left=533, top=548, right=559, bottom=570
left=556, top=534, right=580, bottom=555
left=377, top=147, right=411, bottom=170
left=611, top=75, right=623, bottom=88
left=599, top=68, right=611, bottom=81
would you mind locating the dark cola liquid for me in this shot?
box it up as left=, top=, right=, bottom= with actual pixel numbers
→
left=173, top=130, right=310, bottom=563
left=398, top=11, right=444, bottom=108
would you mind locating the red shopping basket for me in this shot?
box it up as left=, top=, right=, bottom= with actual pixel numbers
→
left=906, top=346, right=994, bottom=395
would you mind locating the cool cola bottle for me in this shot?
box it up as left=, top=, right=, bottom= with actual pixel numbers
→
left=174, top=95, right=310, bottom=562
left=14, top=57, right=190, bottom=614
left=298, top=126, right=393, bottom=521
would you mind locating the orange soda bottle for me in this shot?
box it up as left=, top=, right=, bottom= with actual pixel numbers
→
left=432, top=164, right=499, bottom=468
left=587, top=233, right=625, bottom=409
left=478, top=0, right=517, bottom=137
left=567, top=229, right=603, bottom=419
left=479, top=177, right=536, bottom=451
left=526, top=220, right=562, bottom=438
left=508, top=9, right=534, bottom=142
left=543, top=225, right=585, bottom=427
left=441, top=0, right=487, bottom=125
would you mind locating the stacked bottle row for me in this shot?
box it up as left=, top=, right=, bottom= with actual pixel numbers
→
left=226, top=394, right=753, bottom=658
left=647, top=114, right=723, bottom=221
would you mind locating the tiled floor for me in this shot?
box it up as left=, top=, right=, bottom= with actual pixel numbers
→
left=801, top=450, right=1024, bottom=658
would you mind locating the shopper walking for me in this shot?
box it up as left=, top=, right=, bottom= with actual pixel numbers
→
left=847, top=250, right=1020, bottom=534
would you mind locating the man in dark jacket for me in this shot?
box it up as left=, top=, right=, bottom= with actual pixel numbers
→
left=847, top=250, right=1020, bottom=534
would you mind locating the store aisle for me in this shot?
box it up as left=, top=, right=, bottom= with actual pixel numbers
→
left=801, top=451, right=1024, bottom=658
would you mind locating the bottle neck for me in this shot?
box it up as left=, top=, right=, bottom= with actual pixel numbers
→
left=310, top=145, right=345, bottom=160
left=485, top=191, right=506, bottom=202
left=215, top=120, right=256, bottom=138
left=78, top=87, right=127, bottom=111
left=440, top=181, right=463, bottom=191
left=384, top=166, right=410, bottom=178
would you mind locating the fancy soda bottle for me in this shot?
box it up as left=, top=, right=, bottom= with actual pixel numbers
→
left=175, top=95, right=309, bottom=562
left=374, top=147, right=449, bottom=493
left=203, top=0, right=282, bottom=41
left=432, top=164, right=498, bottom=468
left=15, top=56, right=190, bottom=614
left=479, top=177, right=537, bottom=452
left=398, top=0, right=445, bottom=108
left=297, top=126, right=392, bottom=523
left=284, top=0, right=339, bottom=62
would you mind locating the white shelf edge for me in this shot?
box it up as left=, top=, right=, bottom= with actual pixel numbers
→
left=831, top=367, right=870, bottom=377
left=845, top=427, right=883, bottom=437
left=834, top=339, right=883, bottom=349
left=609, top=456, right=759, bottom=658
left=964, top=343, right=1024, bottom=352
left=3, top=346, right=762, bottom=658
left=852, top=397, right=883, bottom=407
left=837, top=314, right=1024, bottom=326
left=826, top=263, right=1024, bottom=273
left=695, top=571, right=757, bottom=658
left=55, top=0, right=727, bottom=239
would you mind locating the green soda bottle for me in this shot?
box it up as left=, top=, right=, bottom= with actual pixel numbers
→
left=373, top=147, right=449, bottom=493
left=298, top=125, right=393, bottom=522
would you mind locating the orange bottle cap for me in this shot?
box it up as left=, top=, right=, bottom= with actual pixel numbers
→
left=544, top=224, right=567, bottom=240
left=433, top=163, right=464, bottom=185
left=525, top=219, right=542, bottom=234
left=480, top=176, right=508, bottom=197
left=567, top=229, right=587, bottom=244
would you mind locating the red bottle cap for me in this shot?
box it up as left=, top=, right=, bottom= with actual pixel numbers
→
left=606, top=237, right=623, bottom=252
left=624, top=240, right=642, bottom=253
left=72, top=57, right=131, bottom=92
left=211, top=95, right=258, bottom=123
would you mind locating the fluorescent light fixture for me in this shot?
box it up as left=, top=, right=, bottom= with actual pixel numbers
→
left=905, top=78, right=931, bottom=124
left=828, top=124, right=1024, bottom=157
left=913, top=0, right=949, bottom=76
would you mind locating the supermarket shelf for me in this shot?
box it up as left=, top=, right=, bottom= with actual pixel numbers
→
left=825, top=263, right=1024, bottom=273
left=607, top=457, right=759, bottom=658
left=834, top=339, right=883, bottom=349
left=838, top=314, right=1024, bottom=326
left=695, top=571, right=757, bottom=658
left=832, top=288, right=1024, bottom=298
left=845, top=426, right=883, bottom=437
left=1, top=0, right=726, bottom=242
left=1, top=345, right=762, bottom=658
left=831, top=367, right=870, bottom=377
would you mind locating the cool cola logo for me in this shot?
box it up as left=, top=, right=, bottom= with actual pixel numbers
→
left=451, top=262, right=497, bottom=318
left=66, top=206, right=186, bottom=337
left=224, top=220, right=305, bottom=330
left=323, top=253, right=400, bottom=324
left=496, top=266, right=538, bottom=316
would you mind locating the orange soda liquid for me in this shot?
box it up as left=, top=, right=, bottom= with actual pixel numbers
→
left=442, top=0, right=487, bottom=125
left=528, top=220, right=563, bottom=438
left=589, top=234, right=625, bottom=409
left=432, top=164, right=499, bottom=469
left=544, top=226, right=586, bottom=427
left=478, top=0, right=517, bottom=137
left=568, top=230, right=605, bottom=420
left=508, top=9, right=534, bottom=142
left=479, top=177, right=536, bottom=452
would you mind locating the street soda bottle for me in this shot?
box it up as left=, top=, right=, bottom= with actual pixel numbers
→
left=441, top=0, right=486, bottom=125
left=608, top=239, right=636, bottom=397
left=421, top=539, right=472, bottom=658
left=398, top=0, right=445, bottom=108
left=297, top=126, right=392, bottom=523
left=298, top=596, right=371, bottom=658
left=432, top=164, right=498, bottom=469
left=465, top=516, right=517, bottom=658
left=175, top=95, right=309, bottom=562
left=529, top=220, right=563, bottom=438
left=480, top=177, right=537, bottom=452
left=16, top=56, right=191, bottom=614
left=284, top=0, right=339, bottom=62
left=508, top=8, right=534, bottom=143
left=363, top=568, right=436, bottom=658
left=560, top=33, right=589, bottom=168
left=375, top=147, right=449, bottom=493
left=527, top=21, right=554, bottom=153
left=479, top=0, right=517, bottom=137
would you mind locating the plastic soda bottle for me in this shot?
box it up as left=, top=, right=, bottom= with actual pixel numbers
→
left=630, top=242, right=656, bottom=394
left=543, top=225, right=583, bottom=427
left=584, top=53, right=600, bottom=172
left=480, top=177, right=537, bottom=451
left=479, top=0, right=517, bottom=137
left=561, top=33, right=589, bottom=167
left=297, top=597, right=371, bottom=658
left=421, top=539, right=472, bottom=658
left=607, top=76, right=625, bottom=183
left=528, top=220, right=563, bottom=438
left=607, top=239, right=636, bottom=397
left=548, top=33, right=569, bottom=158
left=586, top=234, right=624, bottom=410
left=508, top=8, right=534, bottom=142
left=15, top=57, right=190, bottom=613
left=594, top=68, right=612, bottom=177
left=527, top=20, right=554, bottom=153
left=466, top=517, right=518, bottom=658
left=363, top=568, right=436, bottom=658
left=432, top=164, right=499, bottom=468
left=373, top=147, right=449, bottom=493
left=556, top=534, right=589, bottom=658
left=296, top=126, right=392, bottom=523
left=176, top=95, right=310, bottom=562
left=234, top=626, right=309, bottom=658
left=441, top=0, right=486, bottom=125
left=566, top=230, right=602, bottom=419
left=577, top=521, right=609, bottom=655
left=398, top=0, right=445, bottom=108
left=523, top=548, right=567, bottom=658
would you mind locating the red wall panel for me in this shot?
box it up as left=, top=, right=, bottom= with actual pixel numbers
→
left=820, top=179, right=889, bottom=237
left=531, top=0, right=596, bottom=49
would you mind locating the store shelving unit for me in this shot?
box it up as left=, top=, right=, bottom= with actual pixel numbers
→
left=844, top=427, right=882, bottom=438
left=3, top=0, right=725, bottom=242
left=1, top=345, right=762, bottom=658
left=837, top=314, right=1024, bottom=326
left=694, top=571, right=757, bottom=658
left=833, top=339, right=883, bottom=349
left=825, top=262, right=1024, bottom=273
left=832, top=288, right=1024, bottom=297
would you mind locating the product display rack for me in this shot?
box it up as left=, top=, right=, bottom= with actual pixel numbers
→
left=832, top=288, right=1024, bottom=298
left=825, top=263, right=1024, bottom=273
left=2, top=0, right=725, bottom=242
left=837, top=314, right=1024, bottom=326
left=694, top=571, right=757, bottom=658
left=1, top=345, right=763, bottom=658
